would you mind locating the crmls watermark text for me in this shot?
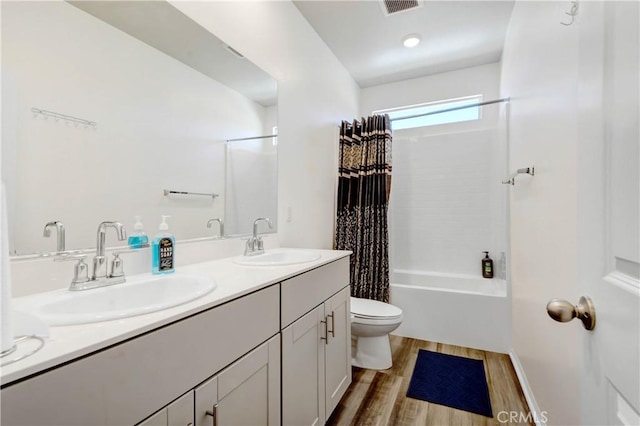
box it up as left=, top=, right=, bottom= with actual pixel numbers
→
left=497, top=410, right=549, bottom=424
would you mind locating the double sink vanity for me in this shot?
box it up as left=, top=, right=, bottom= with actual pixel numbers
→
left=3, top=3, right=349, bottom=424
left=1, top=248, right=352, bottom=426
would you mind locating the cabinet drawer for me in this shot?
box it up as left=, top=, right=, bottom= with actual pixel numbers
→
left=281, top=257, right=350, bottom=328
left=1, top=285, right=279, bottom=426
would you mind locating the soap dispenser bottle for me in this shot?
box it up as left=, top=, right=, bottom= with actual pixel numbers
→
left=128, top=216, right=149, bottom=249
left=482, top=251, right=494, bottom=279
left=152, top=215, right=175, bottom=275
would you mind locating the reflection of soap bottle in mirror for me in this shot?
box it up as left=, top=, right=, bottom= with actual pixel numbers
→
left=128, top=216, right=149, bottom=249
left=482, top=251, right=493, bottom=279
left=152, top=215, right=175, bottom=275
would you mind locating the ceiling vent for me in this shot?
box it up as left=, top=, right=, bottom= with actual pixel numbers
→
left=380, top=0, right=423, bottom=16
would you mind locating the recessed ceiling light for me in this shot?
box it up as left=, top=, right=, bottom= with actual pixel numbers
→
left=402, top=34, right=421, bottom=48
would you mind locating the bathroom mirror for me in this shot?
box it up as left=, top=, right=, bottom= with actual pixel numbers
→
left=1, top=0, right=278, bottom=256
left=224, top=135, right=278, bottom=237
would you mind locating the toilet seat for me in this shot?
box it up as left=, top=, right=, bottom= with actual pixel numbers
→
left=351, top=297, right=403, bottom=321
left=351, top=315, right=403, bottom=326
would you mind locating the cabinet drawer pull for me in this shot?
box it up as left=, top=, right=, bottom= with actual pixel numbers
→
left=320, top=318, right=328, bottom=344
left=328, top=311, right=335, bottom=338
left=205, top=404, right=219, bottom=426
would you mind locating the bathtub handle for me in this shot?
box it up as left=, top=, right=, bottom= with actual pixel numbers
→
left=327, top=311, right=335, bottom=338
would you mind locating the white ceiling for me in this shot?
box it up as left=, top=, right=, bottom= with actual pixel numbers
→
left=293, top=0, right=515, bottom=87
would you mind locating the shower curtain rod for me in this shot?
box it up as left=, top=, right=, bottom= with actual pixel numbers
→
left=226, top=134, right=278, bottom=142
left=389, top=97, right=510, bottom=122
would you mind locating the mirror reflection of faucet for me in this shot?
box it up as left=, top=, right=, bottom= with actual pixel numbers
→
left=43, top=221, right=65, bottom=253
left=244, top=217, right=272, bottom=256
left=207, top=218, right=224, bottom=238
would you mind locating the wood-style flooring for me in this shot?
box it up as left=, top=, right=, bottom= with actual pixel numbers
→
left=327, top=335, right=533, bottom=426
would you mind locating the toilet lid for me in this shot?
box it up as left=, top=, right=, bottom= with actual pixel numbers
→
left=351, top=297, right=403, bottom=319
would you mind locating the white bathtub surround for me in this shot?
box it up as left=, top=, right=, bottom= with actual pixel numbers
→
left=390, top=270, right=509, bottom=353
left=390, top=128, right=508, bottom=277
left=387, top=117, right=509, bottom=353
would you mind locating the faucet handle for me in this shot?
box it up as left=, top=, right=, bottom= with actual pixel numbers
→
left=54, top=253, right=90, bottom=290
left=73, top=257, right=90, bottom=285
left=65, top=256, right=92, bottom=291
left=110, top=252, right=124, bottom=278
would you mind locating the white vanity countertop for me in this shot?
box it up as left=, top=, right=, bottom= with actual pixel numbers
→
left=1, top=249, right=351, bottom=386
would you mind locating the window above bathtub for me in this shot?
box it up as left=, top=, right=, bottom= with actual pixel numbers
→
left=374, top=95, right=482, bottom=131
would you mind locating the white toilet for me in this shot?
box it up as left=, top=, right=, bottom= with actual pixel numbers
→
left=350, top=296, right=403, bottom=370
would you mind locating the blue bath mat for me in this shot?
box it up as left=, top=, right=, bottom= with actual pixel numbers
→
left=406, top=349, right=493, bottom=417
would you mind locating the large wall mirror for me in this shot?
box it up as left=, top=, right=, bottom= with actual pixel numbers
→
left=1, top=0, right=278, bottom=256
left=225, top=135, right=278, bottom=237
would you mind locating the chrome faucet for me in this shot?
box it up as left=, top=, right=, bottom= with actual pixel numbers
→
left=244, top=217, right=272, bottom=256
left=43, top=221, right=65, bottom=252
left=58, top=221, right=127, bottom=291
left=93, top=221, right=126, bottom=280
left=207, top=218, right=224, bottom=238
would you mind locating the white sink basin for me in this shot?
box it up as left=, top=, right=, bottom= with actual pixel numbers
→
left=233, top=249, right=321, bottom=266
left=15, top=274, right=216, bottom=326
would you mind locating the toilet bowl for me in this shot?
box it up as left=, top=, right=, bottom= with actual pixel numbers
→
left=350, top=297, right=403, bottom=370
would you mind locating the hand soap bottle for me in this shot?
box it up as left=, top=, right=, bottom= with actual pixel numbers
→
left=128, top=216, right=149, bottom=249
left=482, top=251, right=494, bottom=279
left=152, top=215, right=175, bottom=275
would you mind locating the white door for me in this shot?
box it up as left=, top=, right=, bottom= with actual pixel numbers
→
left=503, top=1, right=639, bottom=424
left=576, top=2, right=640, bottom=424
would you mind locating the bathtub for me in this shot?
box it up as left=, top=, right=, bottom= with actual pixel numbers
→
left=390, top=270, right=510, bottom=353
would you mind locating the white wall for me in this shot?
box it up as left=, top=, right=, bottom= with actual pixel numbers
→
left=2, top=1, right=271, bottom=254
left=360, top=62, right=501, bottom=124
left=501, top=1, right=581, bottom=424
left=170, top=1, right=360, bottom=250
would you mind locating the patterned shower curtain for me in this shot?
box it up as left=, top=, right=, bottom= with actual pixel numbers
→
left=334, top=115, right=392, bottom=303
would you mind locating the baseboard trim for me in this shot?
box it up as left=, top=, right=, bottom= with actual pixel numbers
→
left=509, top=351, right=547, bottom=426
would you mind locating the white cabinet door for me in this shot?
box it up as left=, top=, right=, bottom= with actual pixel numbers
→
left=138, top=409, right=167, bottom=426
left=140, top=392, right=194, bottom=426
left=168, top=392, right=194, bottom=426
left=282, top=305, right=326, bottom=426
left=324, top=287, right=351, bottom=418
left=195, top=335, right=280, bottom=426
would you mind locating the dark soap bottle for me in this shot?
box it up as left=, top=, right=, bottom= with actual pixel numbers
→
left=482, top=251, right=494, bottom=279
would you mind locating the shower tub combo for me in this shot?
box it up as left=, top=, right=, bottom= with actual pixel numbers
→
left=390, top=270, right=509, bottom=353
